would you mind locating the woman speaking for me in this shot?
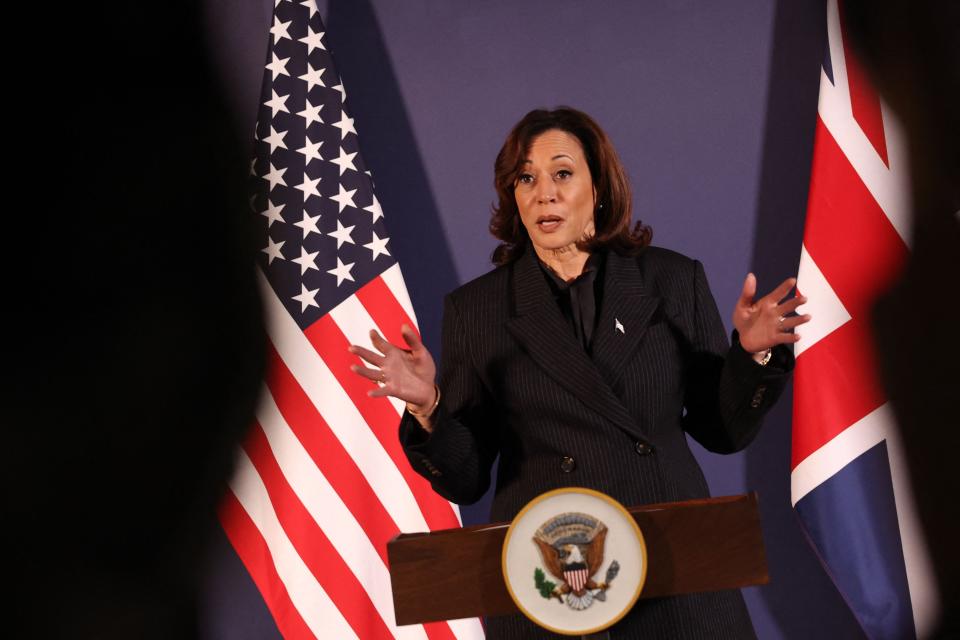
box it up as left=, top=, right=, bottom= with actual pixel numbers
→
left=350, top=107, right=809, bottom=638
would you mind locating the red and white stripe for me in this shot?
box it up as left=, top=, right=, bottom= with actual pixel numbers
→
left=220, top=264, right=482, bottom=639
left=564, top=568, right=589, bottom=594
left=792, top=0, right=938, bottom=634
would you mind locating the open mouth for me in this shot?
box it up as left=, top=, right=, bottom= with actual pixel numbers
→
left=536, top=215, right=563, bottom=232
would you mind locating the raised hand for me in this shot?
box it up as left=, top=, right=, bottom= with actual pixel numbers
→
left=732, top=273, right=811, bottom=354
left=348, top=324, right=437, bottom=413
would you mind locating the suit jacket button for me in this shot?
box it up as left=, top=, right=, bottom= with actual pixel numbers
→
left=560, top=456, right=576, bottom=473
left=634, top=441, right=653, bottom=456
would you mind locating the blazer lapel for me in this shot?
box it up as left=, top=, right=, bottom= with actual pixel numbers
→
left=591, top=251, right=661, bottom=389
left=505, top=249, right=646, bottom=440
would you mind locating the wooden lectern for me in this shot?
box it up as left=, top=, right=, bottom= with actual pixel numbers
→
left=387, top=493, right=767, bottom=634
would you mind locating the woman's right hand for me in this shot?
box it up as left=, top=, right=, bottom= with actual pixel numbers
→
left=348, top=324, right=438, bottom=414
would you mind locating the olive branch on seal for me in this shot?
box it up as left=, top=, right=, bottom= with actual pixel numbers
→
left=533, top=567, right=557, bottom=599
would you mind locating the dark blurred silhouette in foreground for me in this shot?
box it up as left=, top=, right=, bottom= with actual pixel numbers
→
left=8, top=4, right=265, bottom=637
left=845, top=1, right=960, bottom=637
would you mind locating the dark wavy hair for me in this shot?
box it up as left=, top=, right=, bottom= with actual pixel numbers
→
left=490, top=107, right=652, bottom=266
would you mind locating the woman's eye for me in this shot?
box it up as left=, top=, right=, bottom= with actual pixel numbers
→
left=555, top=169, right=572, bottom=180
left=517, top=173, right=534, bottom=185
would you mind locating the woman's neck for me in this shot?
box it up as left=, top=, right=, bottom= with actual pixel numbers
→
left=534, top=244, right=591, bottom=282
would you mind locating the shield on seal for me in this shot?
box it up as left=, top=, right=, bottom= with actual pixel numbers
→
left=563, top=565, right=590, bottom=593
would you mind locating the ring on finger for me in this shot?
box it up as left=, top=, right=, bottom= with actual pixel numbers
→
left=379, top=370, right=387, bottom=384
left=778, top=315, right=785, bottom=329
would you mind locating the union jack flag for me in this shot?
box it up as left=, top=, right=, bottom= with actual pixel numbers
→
left=792, top=1, right=940, bottom=637
left=217, top=2, right=484, bottom=638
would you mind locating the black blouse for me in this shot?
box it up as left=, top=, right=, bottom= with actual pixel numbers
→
left=537, top=251, right=606, bottom=353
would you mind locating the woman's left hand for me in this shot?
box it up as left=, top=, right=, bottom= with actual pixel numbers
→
left=732, top=273, right=811, bottom=354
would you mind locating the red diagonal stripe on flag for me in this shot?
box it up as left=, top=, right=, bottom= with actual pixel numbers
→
left=305, top=314, right=462, bottom=532
left=422, top=621, right=459, bottom=640
left=356, top=275, right=419, bottom=346
left=793, top=117, right=907, bottom=467
left=264, top=346, right=461, bottom=640
left=792, top=318, right=884, bottom=468
left=219, top=491, right=314, bottom=640
left=243, top=422, right=395, bottom=640
left=803, top=118, right=906, bottom=313
left=265, top=343, right=399, bottom=564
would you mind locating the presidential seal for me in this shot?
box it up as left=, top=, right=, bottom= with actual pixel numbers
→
left=532, top=512, right=619, bottom=610
left=502, top=487, right=648, bottom=636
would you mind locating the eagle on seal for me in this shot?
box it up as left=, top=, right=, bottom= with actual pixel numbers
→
left=533, top=525, right=613, bottom=602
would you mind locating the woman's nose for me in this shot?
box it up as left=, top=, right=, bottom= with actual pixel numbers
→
left=536, top=181, right=557, bottom=203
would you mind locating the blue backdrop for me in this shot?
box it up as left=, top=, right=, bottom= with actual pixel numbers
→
left=202, top=1, right=866, bottom=637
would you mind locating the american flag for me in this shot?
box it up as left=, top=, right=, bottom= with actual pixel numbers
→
left=792, top=1, right=940, bottom=637
left=218, top=2, right=485, bottom=638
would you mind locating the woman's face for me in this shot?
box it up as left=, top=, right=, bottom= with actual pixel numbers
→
left=514, top=129, right=596, bottom=256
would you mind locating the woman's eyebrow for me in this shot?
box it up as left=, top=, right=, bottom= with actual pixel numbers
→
left=521, top=154, right=575, bottom=164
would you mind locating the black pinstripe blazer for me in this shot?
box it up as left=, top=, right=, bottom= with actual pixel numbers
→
left=400, top=246, right=793, bottom=639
